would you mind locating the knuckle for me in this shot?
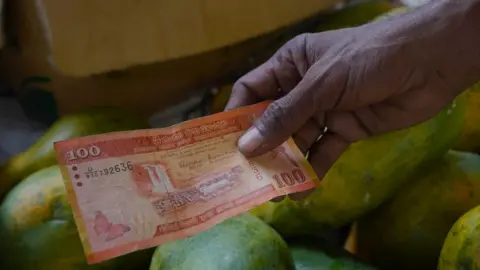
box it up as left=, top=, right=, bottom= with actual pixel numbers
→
left=293, top=33, right=311, bottom=44
left=283, top=33, right=310, bottom=51
left=274, top=33, right=314, bottom=70
left=290, top=33, right=316, bottom=66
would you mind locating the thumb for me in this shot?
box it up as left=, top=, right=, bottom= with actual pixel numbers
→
left=237, top=89, right=315, bottom=157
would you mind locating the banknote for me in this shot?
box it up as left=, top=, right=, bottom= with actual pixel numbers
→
left=54, top=101, right=319, bottom=264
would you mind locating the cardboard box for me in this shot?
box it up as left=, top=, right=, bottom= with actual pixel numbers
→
left=25, top=0, right=342, bottom=76
left=0, top=8, right=327, bottom=119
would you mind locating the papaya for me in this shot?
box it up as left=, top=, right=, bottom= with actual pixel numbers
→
left=250, top=95, right=466, bottom=237
left=0, top=107, right=148, bottom=200
left=149, top=213, right=294, bottom=270
left=315, top=0, right=394, bottom=32
left=453, top=82, right=480, bottom=153
left=0, top=165, right=153, bottom=269
left=438, top=204, right=480, bottom=270
left=288, top=237, right=376, bottom=270
left=352, top=151, right=480, bottom=270
left=211, top=84, right=233, bottom=113
left=374, top=7, right=410, bottom=20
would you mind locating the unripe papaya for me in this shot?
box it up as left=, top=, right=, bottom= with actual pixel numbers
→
left=0, top=107, right=148, bottom=200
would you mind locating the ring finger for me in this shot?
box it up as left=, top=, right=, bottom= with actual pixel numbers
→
left=292, top=113, right=326, bottom=155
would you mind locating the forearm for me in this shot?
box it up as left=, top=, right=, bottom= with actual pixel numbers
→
left=370, top=0, right=480, bottom=96
left=426, top=0, right=480, bottom=93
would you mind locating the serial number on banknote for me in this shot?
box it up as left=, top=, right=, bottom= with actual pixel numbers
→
left=84, top=161, right=134, bottom=179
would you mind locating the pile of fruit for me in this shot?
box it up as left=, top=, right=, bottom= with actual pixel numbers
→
left=1, top=1, right=480, bottom=269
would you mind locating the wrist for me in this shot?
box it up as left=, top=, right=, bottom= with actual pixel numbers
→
left=432, top=1, right=480, bottom=92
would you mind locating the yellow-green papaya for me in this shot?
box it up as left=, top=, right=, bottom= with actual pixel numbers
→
left=315, top=0, right=394, bottom=32
left=372, top=6, right=410, bottom=21
left=250, top=95, right=466, bottom=237
left=453, top=82, right=480, bottom=153
left=0, top=107, right=148, bottom=200
left=438, top=204, right=480, bottom=270
left=352, top=151, right=480, bottom=269
left=0, top=165, right=153, bottom=270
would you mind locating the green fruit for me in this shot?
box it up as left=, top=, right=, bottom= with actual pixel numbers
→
left=453, top=82, right=480, bottom=153
left=438, top=205, right=480, bottom=270
left=149, top=213, right=294, bottom=270
left=251, top=95, right=466, bottom=236
left=289, top=238, right=376, bottom=270
left=0, top=107, right=148, bottom=200
left=354, top=151, right=480, bottom=270
left=315, top=0, right=394, bottom=32
left=373, top=6, right=410, bottom=21
left=0, top=165, right=152, bottom=269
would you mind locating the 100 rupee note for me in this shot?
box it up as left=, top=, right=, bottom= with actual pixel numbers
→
left=54, top=101, right=319, bottom=263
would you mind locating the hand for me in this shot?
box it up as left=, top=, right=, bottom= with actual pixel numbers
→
left=225, top=4, right=479, bottom=201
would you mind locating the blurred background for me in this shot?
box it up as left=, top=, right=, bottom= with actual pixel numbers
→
left=7, top=1, right=480, bottom=270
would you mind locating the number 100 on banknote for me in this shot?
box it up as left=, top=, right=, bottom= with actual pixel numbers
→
left=54, top=101, right=319, bottom=264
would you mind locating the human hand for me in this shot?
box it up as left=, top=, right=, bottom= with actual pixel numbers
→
left=225, top=3, right=480, bottom=201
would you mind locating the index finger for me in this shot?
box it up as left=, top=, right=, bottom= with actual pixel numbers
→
left=225, top=34, right=311, bottom=111
left=224, top=61, right=280, bottom=111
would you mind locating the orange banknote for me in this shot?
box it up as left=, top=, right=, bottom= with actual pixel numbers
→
left=54, top=101, right=318, bottom=264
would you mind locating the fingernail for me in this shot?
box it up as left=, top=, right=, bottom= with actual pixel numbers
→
left=238, top=127, right=262, bottom=153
